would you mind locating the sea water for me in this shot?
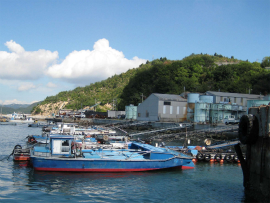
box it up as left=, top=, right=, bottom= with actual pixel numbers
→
left=0, top=124, right=255, bottom=202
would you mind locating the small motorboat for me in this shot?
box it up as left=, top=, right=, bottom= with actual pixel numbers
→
left=12, top=145, right=31, bottom=161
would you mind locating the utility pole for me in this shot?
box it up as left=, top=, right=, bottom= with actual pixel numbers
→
left=141, top=93, right=144, bottom=103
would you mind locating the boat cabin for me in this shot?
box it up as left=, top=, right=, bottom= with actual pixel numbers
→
left=32, top=135, right=75, bottom=157
left=51, top=135, right=73, bottom=155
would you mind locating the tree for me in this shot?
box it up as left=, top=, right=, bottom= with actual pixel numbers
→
left=261, top=56, right=270, bottom=68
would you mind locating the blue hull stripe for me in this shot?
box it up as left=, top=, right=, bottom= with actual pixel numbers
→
left=31, top=157, right=192, bottom=172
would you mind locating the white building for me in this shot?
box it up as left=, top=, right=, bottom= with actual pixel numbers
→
left=137, top=93, right=187, bottom=122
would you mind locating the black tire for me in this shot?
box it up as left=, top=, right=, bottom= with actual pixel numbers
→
left=215, top=153, right=222, bottom=162
left=225, top=122, right=228, bottom=125
left=204, top=154, right=211, bottom=162
left=233, top=154, right=239, bottom=162
left=225, top=154, right=232, bottom=162
left=238, top=114, right=259, bottom=145
left=196, top=153, right=204, bottom=161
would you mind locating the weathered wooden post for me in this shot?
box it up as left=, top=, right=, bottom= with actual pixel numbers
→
left=237, top=105, right=270, bottom=201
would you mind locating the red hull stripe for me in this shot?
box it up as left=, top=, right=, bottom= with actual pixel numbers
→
left=182, top=166, right=194, bottom=169
left=34, top=165, right=194, bottom=172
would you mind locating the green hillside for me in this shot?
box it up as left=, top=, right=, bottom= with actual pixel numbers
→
left=32, top=54, right=270, bottom=114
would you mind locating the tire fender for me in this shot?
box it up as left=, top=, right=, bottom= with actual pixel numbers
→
left=238, top=114, right=259, bottom=145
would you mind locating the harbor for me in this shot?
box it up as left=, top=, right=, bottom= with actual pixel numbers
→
left=0, top=104, right=267, bottom=202
left=0, top=123, right=250, bottom=202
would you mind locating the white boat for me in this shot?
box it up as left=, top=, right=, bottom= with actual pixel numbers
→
left=8, top=112, right=35, bottom=123
left=9, top=117, right=34, bottom=123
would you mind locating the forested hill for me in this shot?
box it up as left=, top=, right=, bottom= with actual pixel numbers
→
left=32, top=54, right=270, bottom=114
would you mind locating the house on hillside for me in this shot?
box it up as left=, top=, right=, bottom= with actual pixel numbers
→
left=137, top=93, right=187, bottom=122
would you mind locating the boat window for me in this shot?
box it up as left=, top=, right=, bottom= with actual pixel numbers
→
left=61, top=140, right=70, bottom=153
left=62, top=140, right=69, bottom=146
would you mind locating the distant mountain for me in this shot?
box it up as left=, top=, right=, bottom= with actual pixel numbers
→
left=1, top=101, right=41, bottom=114
left=3, top=104, right=30, bottom=109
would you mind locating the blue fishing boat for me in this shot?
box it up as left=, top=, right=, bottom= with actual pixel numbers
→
left=30, top=135, right=194, bottom=172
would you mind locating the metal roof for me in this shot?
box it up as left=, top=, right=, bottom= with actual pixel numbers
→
left=153, top=93, right=187, bottom=102
left=205, top=91, right=264, bottom=99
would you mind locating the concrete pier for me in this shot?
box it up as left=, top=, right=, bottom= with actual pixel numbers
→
left=237, top=105, right=270, bottom=202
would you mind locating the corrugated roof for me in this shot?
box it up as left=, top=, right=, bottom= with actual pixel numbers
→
left=153, top=93, right=187, bottom=102
left=206, top=91, right=264, bottom=99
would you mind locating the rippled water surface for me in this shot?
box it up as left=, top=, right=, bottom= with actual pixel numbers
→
left=0, top=124, right=253, bottom=202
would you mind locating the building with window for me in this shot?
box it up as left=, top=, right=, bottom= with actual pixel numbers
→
left=137, top=93, right=187, bottom=122
left=189, top=91, right=265, bottom=123
left=205, top=91, right=264, bottom=106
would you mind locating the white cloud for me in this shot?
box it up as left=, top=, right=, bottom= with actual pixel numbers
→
left=17, top=82, right=36, bottom=91
left=46, top=82, right=57, bottom=88
left=0, top=40, right=58, bottom=80
left=46, top=38, right=147, bottom=84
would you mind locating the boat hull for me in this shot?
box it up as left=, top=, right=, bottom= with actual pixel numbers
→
left=13, top=155, right=30, bottom=161
left=31, top=156, right=192, bottom=172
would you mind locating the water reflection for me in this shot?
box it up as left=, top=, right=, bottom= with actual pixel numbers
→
left=27, top=170, right=165, bottom=197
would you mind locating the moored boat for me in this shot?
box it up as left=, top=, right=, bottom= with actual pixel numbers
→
left=12, top=145, right=31, bottom=161
left=30, top=135, right=194, bottom=172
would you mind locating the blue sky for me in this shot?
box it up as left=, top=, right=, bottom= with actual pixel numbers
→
left=0, top=0, right=269, bottom=105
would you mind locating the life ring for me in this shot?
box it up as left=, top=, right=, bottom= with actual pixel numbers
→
left=196, top=153, right=205, bottom=161
left=238, top=114, right=259, bottom=145
left=204, top=154, right=211, bottom=162
left=225, top=154, right=232, bottom=162
left=215, top=153, right=222, bottom=162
